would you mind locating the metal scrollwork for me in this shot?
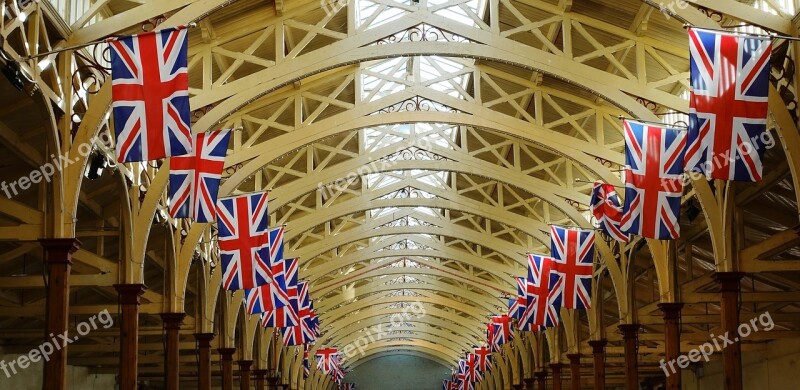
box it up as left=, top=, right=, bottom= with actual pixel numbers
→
left=141, top=16, right=167, bottom=32
left=697, top=7, right=723, bottom=23
left=377, top=96, right=458, bottom=114
left=635, top=97, right=659, bottom=113
left=594, top=157, right=613, bottom=168
left=376, top=24, right=469, bottom=44
left=71, top=47, right=111, bottom=97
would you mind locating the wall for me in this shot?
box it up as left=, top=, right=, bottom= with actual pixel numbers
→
left=0, top=353, right=117, bottom=389
left=682, top=338, right=800, bottom=390
left=344, top=355, right=449, bottom=390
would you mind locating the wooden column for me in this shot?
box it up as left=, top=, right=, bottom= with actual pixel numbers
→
left=40, top=238, right=80, bottom=390
left=513, top=384, right=524, bottom=390
left=219, top=348, right=237, bottom=390
left=253, top=369, right=267, bottom=390
left=194, top=333, right=215, bottom=390
left=588, top=340, right=606, bottom=390
left=238, top=360, right=253, bottom=390
left=566, top=354, right=581, bottom=390
left=618, top=324, right=640, bottom=390
left=550, top=364, right=563, bottom=390
left=160, top=313, right=186, bottom=390
left=714, top=272, right=745, bottom=390
left=114, top=283, right=146, bottom=390
left=524, top=377, right=535, bottom=390
left=658, top=303, right=684, bottom=390
left=536, top=370, right=547, bottom=390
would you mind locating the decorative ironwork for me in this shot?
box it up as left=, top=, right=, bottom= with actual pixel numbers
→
left=635, top=97, right=659, bottom=112
left=594, top=157, right=613, bottom=168
left=141, top=15, right=167, bottom=32
left=770, top=40, right=799, bottom=123
left=71, top=47, right=111, bottom=97
left=375, top=95, right=459, bottom=114
left=383, top=147, right=447, bottom=162
left=224, top=162, right=244, bottom=176
left=191, top=104, right=216, bottom=124
left=697, top=7, right=723, bottom=23
left=375, top=24, right=469, bottom=44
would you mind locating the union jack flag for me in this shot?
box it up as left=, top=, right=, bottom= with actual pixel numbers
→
left=490, top=315, right=513, bottom=348
left=473, top=346, right=492, bottom=372
left=110, top=26, right=191, bottom=163
left=282, top=323, right=304, bottom=346
left=269, top=255, right=297, bottom=320
left=261, top=298, right=299, bottom=328
left=341, top=384, right=356, bottom=390
left=590, top=182, right=629, bottom=242
left=466, top=353, right=482, bottom=383
left=443, top=380, right=452, bottom=390
left=244, top=283, right=286, bottom=315
left=507, top=277, right=526, bottom=320
left=216, top=192, right=271, bottom=290
left=267, top=226, right=286, bottom=267
left=168, top=130, right=231, bottom=222
left=316, top=347, right=338, bottom=374
left=457, top=359, right=469, bottom=384
left=620, top=120, right=687, bottom=240
left=303, top=345, right=310, bottom=379
left=686, top=28, right=772, bottom=182
left=550, top=226, right=595, bottom=310
left=520, top=254, right=560, bottom=329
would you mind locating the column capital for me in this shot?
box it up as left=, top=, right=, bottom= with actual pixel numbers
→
left=550, top=363, right=563, bottom=371
left=253, top=369, right=268, bottom=376
left=713, top=272, right=746, bottom=292
left=160, top=312, right=187, bottom=330
left=617, top=323, right=640, bottom=339
left=657, top=302, right=684, bottom=320
left=218, top=348, right=237, bottom=360
left=588, top=339, right=607, bottom=353
left=238, top=360, right=253, bottom=369
left=39, top=238, right=81, bottom=264
left=566, top=353, right=581, bottom=363
left=114, top=284, right=146, bottom=305
left=535, top=370, right=548, bottom=378
left=194, top=333, right=215, bottom=347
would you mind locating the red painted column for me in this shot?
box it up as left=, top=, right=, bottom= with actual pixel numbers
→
left=161, top=313, right=186, bottom=390
left=550, top=364, right=563, bottom=390
left=658, top=303, right=684, bottom=390
left=536, top=370, right=547, bottom=390
left=714, top=272, right=745, bottom=390
left=219, top=348, right=237, bottom=390
left=40, top=238, right=80, bottom=390
left=194, top=333, right=215, bottom=390
left=588, top=340, right=607, bottom=390
left=618, top=324, right=640, bottom=390
left=239, top=360, right=253, bottom=390
left=253, top=369, right=267, bottom=390
left=114, top=283, right=146, bottom=390
left=524, top=377, right=535, bottom=390
left=567, top=354, right=581, bottom=390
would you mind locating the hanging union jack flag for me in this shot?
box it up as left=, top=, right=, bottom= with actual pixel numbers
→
left=550, top=226, right=595, bottom=310
left=110, top=26, right=192, bottom=163
left=686, top=28, right=772, bottom=182
left=490, top=315, right=513, bottom=348
left=520, top=254, right=560, bottom=330
left=466, top=353, right=482, bottom=383
left=244, top=282, right=287, bottom=315
left=316, top=347, right=339, bottom=374
left=303, top=345, right=310, bottom=379
left=620, top=120, right=687, bottom=240
left=590, top=182, right=630, bottom=243
left=507, top=277, right=526, bottom=320
left=168, top=130, right=231, bottom=222
left=473, top=346, right=492, bottom=372
left=216, top=192, right=271, bottom=290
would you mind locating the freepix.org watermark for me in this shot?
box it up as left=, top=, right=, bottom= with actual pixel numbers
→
left=656, top=0, right=691, bottom=20
left=0, top=309, right=114, bottom=378
left=659, top=311, right=775, bottom=376
left=0, top=131, right=114, bottom=199
left=339, top=300, right=426, bottom=359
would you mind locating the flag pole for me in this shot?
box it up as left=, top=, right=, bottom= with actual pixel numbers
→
left=18, top=23, right=198, bottom=61
left=617, top=115, right=689, bottom=129
left=574, top=178, right=625, bottom=189
left=684, top=24, right=800, bottom=42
